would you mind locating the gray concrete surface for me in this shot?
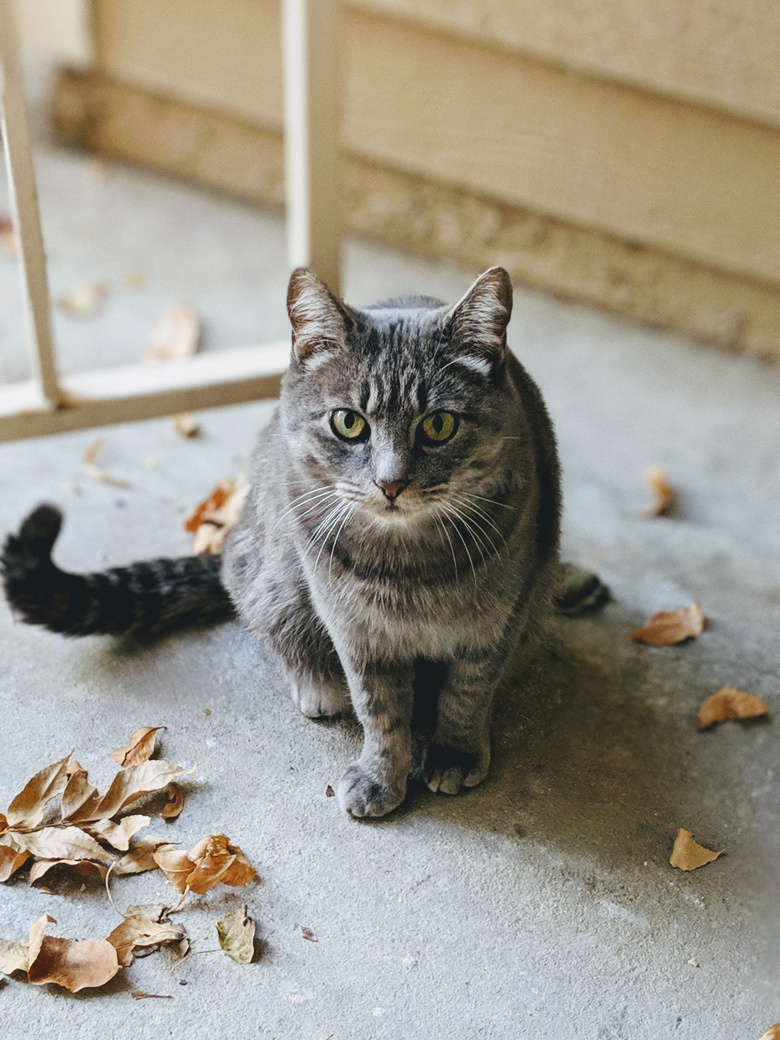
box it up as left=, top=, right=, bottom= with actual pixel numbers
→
left=0, top=65, right=778, bottom=1040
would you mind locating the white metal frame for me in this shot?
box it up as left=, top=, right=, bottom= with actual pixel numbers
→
left=0, top=0, right=341, bottom=442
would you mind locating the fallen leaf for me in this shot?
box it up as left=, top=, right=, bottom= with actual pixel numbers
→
left=84, top=814, right=150, bottom=852
left=110, top=726, right=166, bottom=768
left=759, top=1026, right=780, bottom=1040
left=696, top=687, right=769, bottom=730
left=161, top=782, right=184, bottom=820
left=0, top=936, right=29, bottom=976
left=0, top=212, right=18, bottom=258
left=82, top=438, right=131, bottom=488
left=25, top=915, right=120, bottom=992
left=144, top=303, right=201, bottom=363
left=124, top=904, right=171, bottom=922
left=124, top=270, right=144, bottom=290
left=29, top=936, right=120, bottom=991
left=153, top=847, right=197, bottom=893
left=669, top=828, right=723, bottom=871
left=67, top=760, right=196, bottom=824
left=186, top=834, right=257, bottom=894
left=0, top=837, right=30, bottom=881
left=155, top=834, right=257, bottom=895
left=29, top=859, right=108, bottom=884
left=643, top=464, right=677, bottom=517
left=13, top=826, right=115, bottom=865
left=186, top=477, right=249, bottom=555
left=57, top=279, right=109, bottom=317
left=115, top=839, right=178, bottom=876
left=630, top=602, right=705, bottom=646
left=216, top=905, right=255, bottom=964
left=106, top=915, right=187, bottom=967
left=172, top=413, right=200, bottom=438
left=61, top=766, right=102, bottom=822
left=5, top=752, right=72, bottom=830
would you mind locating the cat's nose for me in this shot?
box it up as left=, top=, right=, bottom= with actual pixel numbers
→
left=375, top=479, right=408, bottom=501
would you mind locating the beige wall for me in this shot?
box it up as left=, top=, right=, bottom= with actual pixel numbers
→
left=17, top=0, right=780, bottom=356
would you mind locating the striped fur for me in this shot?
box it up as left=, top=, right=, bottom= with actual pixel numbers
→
left=222, top=266, right=564, bottom=817
left=1, top=504, right=233, bottom=637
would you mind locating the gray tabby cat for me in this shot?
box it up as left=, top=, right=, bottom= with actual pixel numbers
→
left=2, top=266, right=597, bottom=818
left=221, top=266, right=562, bottom=816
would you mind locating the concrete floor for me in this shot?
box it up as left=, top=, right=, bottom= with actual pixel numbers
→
left=1, top=67, right=779, bottom=1040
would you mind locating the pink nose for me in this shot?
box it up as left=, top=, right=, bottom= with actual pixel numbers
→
left=376, top=479, right=407, bottom=501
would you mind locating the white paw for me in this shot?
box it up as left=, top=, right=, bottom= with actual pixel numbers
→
left=290, top=675, right=350, bottom=718
left=336, top=761, right=406, bottom=818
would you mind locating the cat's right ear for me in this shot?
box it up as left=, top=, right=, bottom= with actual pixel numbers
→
left=287, top=268, right=351, bottom=366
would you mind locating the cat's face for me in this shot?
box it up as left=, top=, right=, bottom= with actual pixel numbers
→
left=279, top=268, right=515, bottom=536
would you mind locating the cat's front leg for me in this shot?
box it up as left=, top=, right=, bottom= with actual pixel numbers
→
left=424, top=649, right=503, bottom=796
left=335, top=658, right=414, bottom=818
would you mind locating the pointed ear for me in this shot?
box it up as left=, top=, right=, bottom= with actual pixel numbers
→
left=445, top=266, right=513, bottom=374
left=287, top=268, right=351, bottom=366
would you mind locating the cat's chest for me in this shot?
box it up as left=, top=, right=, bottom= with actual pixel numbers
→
left=308, top=565, right=507, bottom=658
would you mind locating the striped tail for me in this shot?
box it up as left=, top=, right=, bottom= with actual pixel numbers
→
left=1, top=504, right=235, bottom=638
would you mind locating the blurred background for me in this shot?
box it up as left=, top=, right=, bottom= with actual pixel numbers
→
left=7, top=0, right=780, bottom=371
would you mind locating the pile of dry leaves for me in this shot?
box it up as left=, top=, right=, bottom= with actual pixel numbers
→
left=0, top=727, right=258, bottom=993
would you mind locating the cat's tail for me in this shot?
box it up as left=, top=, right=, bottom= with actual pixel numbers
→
left=1, top=504, right=235, bottom=638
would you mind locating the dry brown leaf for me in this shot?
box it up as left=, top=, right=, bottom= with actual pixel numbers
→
left=5, top=752, right=72, bottom=830
left=216, top=905, right=255, bottom=964
left=630, top=602, right=705, bottom=646
left=758, top=1027, right=780, bottom=1040
left=61, top=766, right=102, bottom=822
left=185, top=476, right=248, bottom=555
left=29, top=859, right=108, bottom=884
left=155, top=834, right=257, bottom=895
left=124, top=270, right=144, bottom=290
left=84, top=814, right=150, bottom=852
left=144, top=303, right=201, bottom=363
left=669, top=828, right=723, bottom=871
left=115, top=839, right=178, bottom=876
left=124, top=904, right=171, bottom=922
left=67, top=760, right=196, bottom=824
left=0, top=213, right=18, bottom=258
left=106, top=915, right=186, bottom=967
left=172, top=413, right=200, bottom=438
left=0, top=937, right=29, bottom=976
left=13, top=825, right=115, bottom=865
left=161, top=783, right=185, bottom=820
left=110, top=726, right=166, bottom=768
left=28, top=931, right=119, bottom=992
left=697, top=687, right=769, bottom=730
left=153, top=847, right=198, bottom=893
left=0, top=838, right=31, bottom=882
left=57, top=279, right=109, bottom=317
left=643, top=464, right=677, bottom=517
left=186, top=834, right=257, bottom=894
left=82, top=438, right=131, bottom=489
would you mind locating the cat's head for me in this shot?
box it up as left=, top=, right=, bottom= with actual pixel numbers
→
left=279, top=266, right=516, bottom=533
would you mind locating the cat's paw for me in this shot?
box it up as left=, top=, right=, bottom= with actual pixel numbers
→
left=290, top=674, right=351, bottom=718
left=423, top=744, right=490, bottom=795
left=336, top=761, right=406, bottom=818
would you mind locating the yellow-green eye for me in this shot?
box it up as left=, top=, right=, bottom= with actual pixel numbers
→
left=420, top=411, right=457, bottom=444
left=331, top=409, right=368, bottom=441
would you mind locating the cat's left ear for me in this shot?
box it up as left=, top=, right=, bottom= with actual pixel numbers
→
left=287, top=268, right=353, bottom=366
left=445, top=266, right=513, bottom=374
